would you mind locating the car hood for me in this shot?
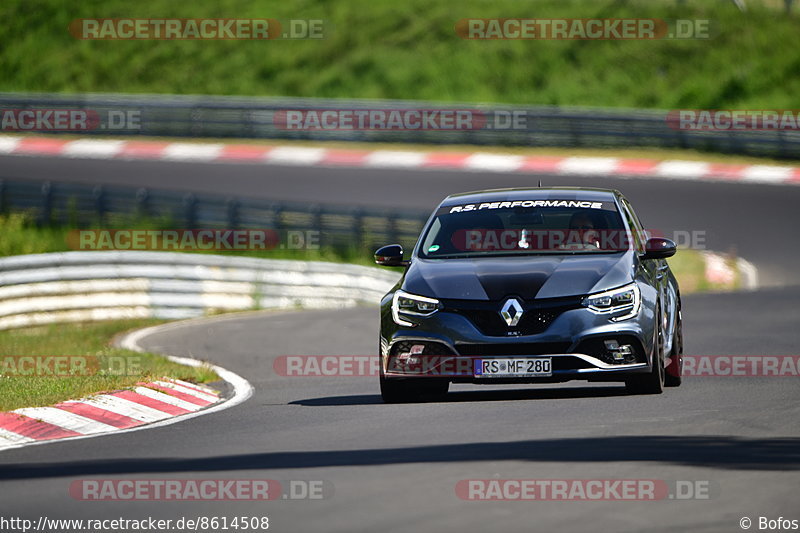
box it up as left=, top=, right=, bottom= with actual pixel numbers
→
left=402, top=252, right=635, bottom=300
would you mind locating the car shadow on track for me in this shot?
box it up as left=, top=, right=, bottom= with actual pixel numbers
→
left=289, top=385, right=629, bottom=406
left=1, top=435, right=798, bottom=480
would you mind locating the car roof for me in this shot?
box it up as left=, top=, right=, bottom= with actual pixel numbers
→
left=439, top=187, right=621, bottom=207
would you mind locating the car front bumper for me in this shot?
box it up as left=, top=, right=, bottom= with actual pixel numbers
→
left=380, top=304, right=656, bottom=383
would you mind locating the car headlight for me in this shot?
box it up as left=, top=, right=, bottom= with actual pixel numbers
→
left=582, top=283, right=640, bottom=321
left=392, top=290, right=440, bottom=327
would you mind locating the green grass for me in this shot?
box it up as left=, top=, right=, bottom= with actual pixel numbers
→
left=665, top=248, right=707, bottom=293
left=0, top=211, right=375, bottom=266
left=1, top=0, right=798, bottom=109
left=0, top=319, right=218, bottom=411
left=0, top=213, right=68, bottom=257
left=668, top=249, right=742, bottom=292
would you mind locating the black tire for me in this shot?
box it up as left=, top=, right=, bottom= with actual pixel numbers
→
left=380, top=375, right=449, bottom=403
left=626, top=304, right=665, bottom=395
left=665, top=305, right=683, bottom=388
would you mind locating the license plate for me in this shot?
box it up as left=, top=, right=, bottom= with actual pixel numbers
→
left=474, top=357, right=552, bottom=377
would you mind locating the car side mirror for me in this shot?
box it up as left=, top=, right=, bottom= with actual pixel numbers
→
left=643, top=237, right=677, bottom=260
left=374, top=244, right=409, bottom=267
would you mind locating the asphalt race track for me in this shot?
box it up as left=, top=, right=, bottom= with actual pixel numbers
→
left=1, top=154, right=799, bottom=533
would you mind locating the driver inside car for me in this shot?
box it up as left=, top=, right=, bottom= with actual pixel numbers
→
left=562, top=211, right=601, bottom=249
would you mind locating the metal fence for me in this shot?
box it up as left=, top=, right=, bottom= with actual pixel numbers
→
left=0, top=178, right=430, bottom=253
left=0, top=251, right=401, bottom=330
left=2, top=92, right=799, bottom=159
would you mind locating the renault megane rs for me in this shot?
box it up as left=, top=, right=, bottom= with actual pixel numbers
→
left=375, top=187, right=683, bottom=402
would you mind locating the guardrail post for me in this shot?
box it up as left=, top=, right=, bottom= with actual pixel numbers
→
left=310, top=203, right=322, bottom=230
left=778, top=131, right=788, bottom=159
left=226, top=197, right=240, bottom=229
left=388, top=214, right=399, bottom=244
left=272, top=203, right=284, bottom=232
left=307, top=204, right=322, bottom=247
left=39, top=181, right=52, bottom=226
left=135, top=187, right=149, bottom=219
left=190, top=107, right=202, bottom=137
left=183, top=193, right=197, bottom=227
left=352, top=208, right=365, bottom=250
left=92, top=185, right=106, bottom=223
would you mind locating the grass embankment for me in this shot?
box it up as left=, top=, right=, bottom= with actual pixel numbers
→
left=0, top=319, right=218, bottom=412
left=1, top=0, right=798, bottom=109
left=0, top=212, right=373, bottom=265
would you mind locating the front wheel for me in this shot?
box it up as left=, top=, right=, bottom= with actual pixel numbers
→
left=626, top=304, right=665, bottom=395
left=665, top=306, right=683, bottom=387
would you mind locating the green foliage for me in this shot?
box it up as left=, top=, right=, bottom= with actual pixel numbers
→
left=0, top=0, right=797, bottom=108
left=0, top=212, right=376, bottom=264
left=0, top=212, right=69, bottom=256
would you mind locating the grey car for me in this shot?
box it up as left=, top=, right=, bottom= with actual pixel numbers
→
left=375, top=187, right=683, bottom=403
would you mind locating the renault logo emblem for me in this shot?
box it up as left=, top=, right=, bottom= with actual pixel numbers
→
left=500, top=298, right=524, bottom=327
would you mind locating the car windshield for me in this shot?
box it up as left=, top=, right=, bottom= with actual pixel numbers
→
left=419, top=198, right=631, bottom=258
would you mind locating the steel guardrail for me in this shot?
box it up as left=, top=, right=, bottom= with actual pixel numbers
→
left=1, top=92, right=798, bottom=158
left=0, top=251, right=401, bottom=330
left=0, top=178, right=431, bottom=253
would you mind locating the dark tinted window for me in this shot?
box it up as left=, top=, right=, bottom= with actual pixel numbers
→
left=419, top=199, right=630, bottom=258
